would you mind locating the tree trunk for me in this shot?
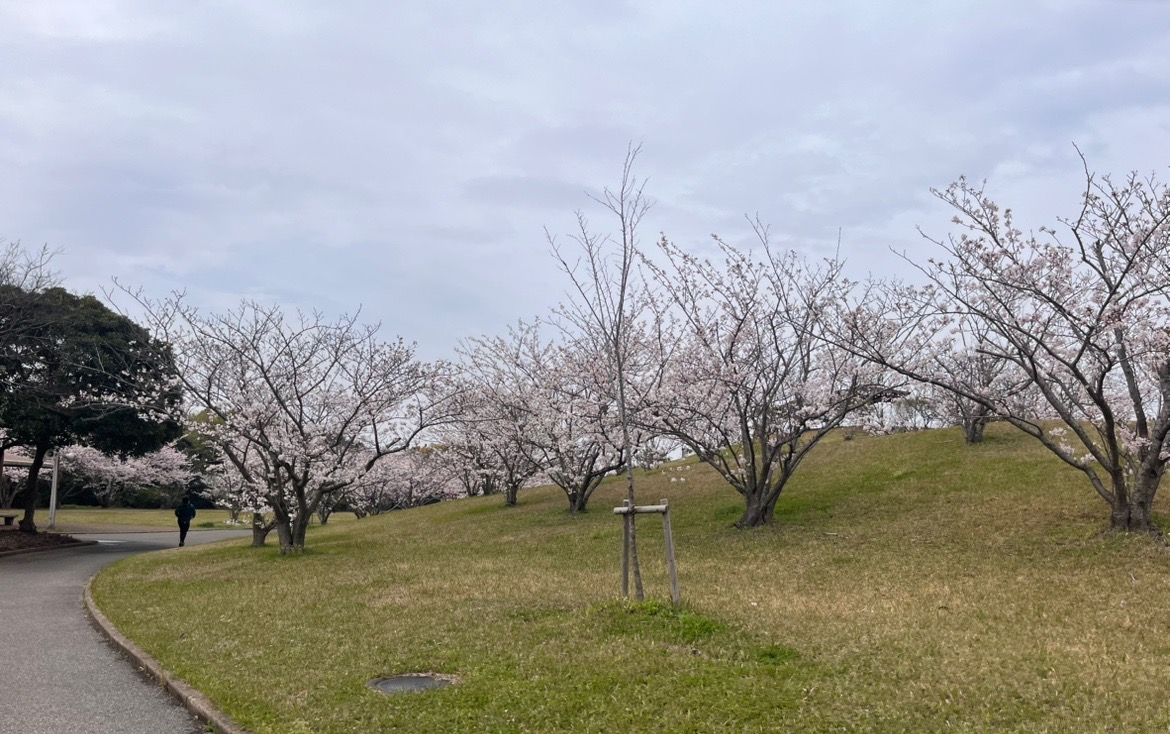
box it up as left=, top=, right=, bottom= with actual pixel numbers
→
left=568, top=490, right=590, bottom=514
left=18, top=443, right=49, bottom=534
left=273, top=506, right=311, bottom=554
left=1111, top=499, right=1155, bottom=534
left=624, top=464, right=644, bottom=602
left=1113, top=471, right=1161, bottom=536
left=963, top=416, right=987, bottom=444
left=504, top=483, right=518, bottom=507
left=288, top=514, right=310, bottom=553
left=275, top=521, right=294, bottom=553
left=250, top=512, right=272, bottom=547
left=736, top=489, right=780, bottom=529
left=270, top=494, right=309, bottom=554
left=481, top=476, right=499, bottom=496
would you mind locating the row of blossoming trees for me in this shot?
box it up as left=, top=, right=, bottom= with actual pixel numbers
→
left=108, top=149, right=902, bottom=556
left=5, top=149, right=1167, bottom=551
left=436, top=149, right=1170, bottom=539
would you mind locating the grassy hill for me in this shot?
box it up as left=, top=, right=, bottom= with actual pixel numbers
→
left=92, top=424, right=1170, bottom=733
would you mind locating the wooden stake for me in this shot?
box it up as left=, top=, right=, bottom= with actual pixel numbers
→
left=621, top=500, right=631, bottom=598
left=662, top=498, right=680, bottom=607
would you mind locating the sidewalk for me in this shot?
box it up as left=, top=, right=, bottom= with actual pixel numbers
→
left=0, top=530, right=249, bottom=733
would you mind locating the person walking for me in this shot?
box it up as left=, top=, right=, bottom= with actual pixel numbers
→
left=175, top=495, right=196, bottom=546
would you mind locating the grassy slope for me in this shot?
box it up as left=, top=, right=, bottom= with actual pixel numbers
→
left=92, top=425, right=1170, bottom=733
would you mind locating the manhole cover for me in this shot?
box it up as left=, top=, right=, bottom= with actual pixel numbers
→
left=368, top=674, right=456, bottom=694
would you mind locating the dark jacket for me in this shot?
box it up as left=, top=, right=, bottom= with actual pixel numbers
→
left=175, top=502, right=197, bottom=524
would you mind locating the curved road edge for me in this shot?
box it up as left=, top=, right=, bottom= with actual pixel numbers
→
left=83, top=578, right=251, bottom=734
left=0, top=539, right=97, bottom=558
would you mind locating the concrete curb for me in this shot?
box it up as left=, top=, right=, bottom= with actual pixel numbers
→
left=0, top=539, right=97, bottom=558
left=83, top=578, right=251, bottom=734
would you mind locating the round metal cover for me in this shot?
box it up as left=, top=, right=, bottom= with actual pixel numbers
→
left=368, top=674, right=455, bottom=694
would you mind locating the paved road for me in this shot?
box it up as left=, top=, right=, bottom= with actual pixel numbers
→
left=0, top=530, right=250, bottom=734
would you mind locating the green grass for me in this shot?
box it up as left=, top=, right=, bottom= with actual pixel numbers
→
left=53, top=507, right=240, bottom=529
left=52, top=507, right=355, bottom=530
left=91, top=425, right=1170, bottom=733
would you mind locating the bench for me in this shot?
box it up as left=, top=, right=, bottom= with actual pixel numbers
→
left=1, top=511, right=19, bottom=526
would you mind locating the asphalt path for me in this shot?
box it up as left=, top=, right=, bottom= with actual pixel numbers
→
left=0, top=529, right=250, bottom=734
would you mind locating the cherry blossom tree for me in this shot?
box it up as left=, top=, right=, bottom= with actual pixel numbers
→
left=203, top=449, right=276, bottom=546
left=919, top=330, right=999, bottom=443
left=435, top=380, right=540, bottom=506
left=464, top=320, right=626, bottom=514
left=439, top=428, right=503, bottom=499
left=61, top=443, right=193, bottom=507
left=924, top=326, right=1039, bottom=444
left=345, top=448, right=459, bottom=517
left=547, top=143, right=669, bottom=599
left=644, top=222, right=896, bottom=528
left=845, top=323, right=1035, bottom=442
left=0, top=430, right=21, bottom=509
left=840, top=160, right=1170, bottom=534
left=127, top=295, right=459, bottom=553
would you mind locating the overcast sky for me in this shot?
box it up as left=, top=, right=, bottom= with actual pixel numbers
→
left=2, top=0, right=1168, bottom=359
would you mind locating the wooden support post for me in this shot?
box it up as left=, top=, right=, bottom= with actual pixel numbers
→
left=621, top=500, right=631, bottom=598
left=661, top=498, right=680, bottom=608
left=614, top=499, right=681, bottom=605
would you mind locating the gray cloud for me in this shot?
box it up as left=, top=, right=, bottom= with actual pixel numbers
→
left=1, top=0, right=1167, bottom=358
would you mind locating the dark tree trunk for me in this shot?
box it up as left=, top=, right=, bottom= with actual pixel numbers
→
left=273, top=502, right=311, bottom=553
left=1114, top=471, right=1161, bottom=536
left=269, top=494, right=309, bottom=554
left=503, top=483, right=519, bottom=507
left=736, top=489, right=780, bottom=529
left=18, top=443, right=49, bottom=534
left=250, top=513, right=273, bottom=547
left=1111, top=499, right=1155, bottom=534
left=567, top=487, right=592, bottom=514
left=557, top=466, right=615, bottom=514
left=963, top=416, right=987, bottom=444
left=289, top=515, right=310, bottom=553
left=567, top=494, right=586, bottom=514
left=275, top=521, right=294, bottom=553
left=481, top=476, right=499, bottom=496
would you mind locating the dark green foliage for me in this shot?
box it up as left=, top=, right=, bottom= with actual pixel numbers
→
left=173, top=410, right=223, bottom=506
left=0, top=286, right=182, bottom=529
